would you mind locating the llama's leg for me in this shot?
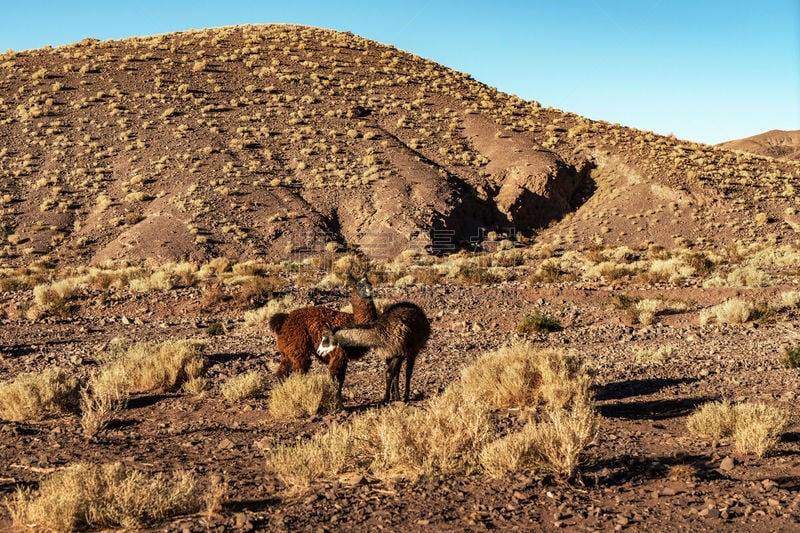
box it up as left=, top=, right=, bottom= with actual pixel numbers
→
left=289, top=348, right=312, bottom=374
left=275, top=355, right=292, bottom=380
left=403, top=353, right=416, bottom=402
left=385, top=357, right=403, bottom=402
left=327, top=348, right=348, bottom=401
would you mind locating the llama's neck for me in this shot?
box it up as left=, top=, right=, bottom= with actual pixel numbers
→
left=351, top=290, right=377, bottom=323
left=334, top=325, right=382, bottom=349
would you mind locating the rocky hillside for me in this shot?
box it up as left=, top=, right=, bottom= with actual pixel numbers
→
left=1, top=24, right=798, bottom=267
left=718, top=130, right=800, bottom=161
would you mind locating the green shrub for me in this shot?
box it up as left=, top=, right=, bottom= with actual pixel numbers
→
left=516, top=311, right=562, bottom=335
left=780, top=345, right=800, bottom=369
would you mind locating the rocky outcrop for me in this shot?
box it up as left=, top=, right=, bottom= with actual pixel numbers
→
left=493, top=151, right=587, bottom=229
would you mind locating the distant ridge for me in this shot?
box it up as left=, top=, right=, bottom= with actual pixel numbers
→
left=0, top=24, right=798, bottom=266
left=718, top=130, right=800, bottom=161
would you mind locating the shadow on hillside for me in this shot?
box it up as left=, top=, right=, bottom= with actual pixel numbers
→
left=595, top=377, right=698, bottom=401
left=598, top=396, right=715, bottom=421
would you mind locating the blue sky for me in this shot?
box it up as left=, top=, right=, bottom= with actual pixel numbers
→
left=1, top=0, right=797, bottom=144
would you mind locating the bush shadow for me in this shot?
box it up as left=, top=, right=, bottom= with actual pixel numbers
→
left=595, top=377, right=699, bottom=401
left=599, top=396, right=716, bottom=421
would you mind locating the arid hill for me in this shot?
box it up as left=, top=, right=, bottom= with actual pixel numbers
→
left=718, top=129, right=800, bottom=162
left=0, top=24, right=799, bottom=267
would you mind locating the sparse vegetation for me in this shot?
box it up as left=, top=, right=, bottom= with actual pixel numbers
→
left=516, top=311, right=562, bottom=335
left=222, top=371, right=268, bottom=402
left=265, top=343, right=597, bottom=489
left=687, top=400, right=791, bottom=457
left=268, top=373, right=341, bottom=420
left=8, top=462, right=207, bottom=531
left=0, top=367, right=80, bottom=422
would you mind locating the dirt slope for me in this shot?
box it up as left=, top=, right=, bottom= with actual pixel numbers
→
left=0, top=24, right=798, bottom=267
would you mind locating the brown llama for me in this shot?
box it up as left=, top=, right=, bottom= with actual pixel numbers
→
left=317, top=302, right=430, bottom=403
left=269, top=277, right=377, bottom=399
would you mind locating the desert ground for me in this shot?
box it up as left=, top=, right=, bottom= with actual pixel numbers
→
left=1, top=255, right=799, bottom=532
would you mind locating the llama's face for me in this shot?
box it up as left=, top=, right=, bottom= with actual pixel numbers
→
left=355, top=277, right=372, bottom=299
left=317, top=328, right=337, bottom=356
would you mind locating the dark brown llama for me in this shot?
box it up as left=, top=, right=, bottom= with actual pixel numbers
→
left=317, top=302, right=430, bottom=403
left=269, top=278, right=377, bottom=399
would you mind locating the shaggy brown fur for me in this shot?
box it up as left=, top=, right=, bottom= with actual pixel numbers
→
left=270, top=279, right=377, bottom=399
left=318, top=302, right=430, bottom=402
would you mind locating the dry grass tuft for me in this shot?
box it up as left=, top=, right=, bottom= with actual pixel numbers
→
left=243, top=295, right=299, bottom=327
left=459, top=343, right=593, bottom=411
left=80, top=366, right=130, bottom=440
left=265, top=422, right=353, bottom=493
left=686, top=399, right=736, bottom=439
left=0, top=367, right=80, bottom=422
left=221, top=371, right=268, bottom=402
left=363, top=388, right=495, bottom=479
left=32, top=279, right=82, bottom=316
left=634, top=299, right=661, bottom=325
left=699, top=298, right=753, bottom=325
left=516, top=311, right=562, bottom=335
left=101, top=339, right=207, bottom=393
left=268, top=373, right=341, bottom=420
left=687, top=400, right=791, bottom=457
left=732, top=403, right=793, bottom=457
left=781, top=290, right=800, bottom=309
left=635, top=345, right=675, bottom=364
left=8, top=462, right=205, bottom=531
left=480, top=402, right=598, bottom=479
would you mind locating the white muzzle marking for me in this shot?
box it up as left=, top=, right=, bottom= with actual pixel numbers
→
left=317, top=342, right=335, bottom=356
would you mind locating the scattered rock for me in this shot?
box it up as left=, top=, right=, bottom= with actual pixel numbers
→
left=217, top=437, right=235, bottom=450
left=719, top=456, right=735, bottom=472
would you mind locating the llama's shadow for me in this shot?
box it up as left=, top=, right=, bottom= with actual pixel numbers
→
left=0, top=344, right=37, bottom=358
left=342, top=394, right=428, bottom=414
